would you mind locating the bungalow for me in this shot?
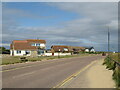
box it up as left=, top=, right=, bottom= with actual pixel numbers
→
left=10, top=39, right=46, bottom=56
left=50, top=45, right=71, bottom=56
left=68, top=46, right=85, bottom=54
left=50, top=45, right=86, bottom=56
left=51, top=45, right=69, bottom=52
left=85, top=47, right=95, bottom=52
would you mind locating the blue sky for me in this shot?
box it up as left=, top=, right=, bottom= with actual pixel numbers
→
left=3, top=2, right=80, bottom=27
left=2, top=2, right=118, bottom=51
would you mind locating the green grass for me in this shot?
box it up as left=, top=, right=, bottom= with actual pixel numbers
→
left=1, top=56, right=23, bottom=65
left=1, top=53, right=94, bottom=65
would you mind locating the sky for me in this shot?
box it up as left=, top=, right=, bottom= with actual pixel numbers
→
left=2, top=2, right=118, bottom=51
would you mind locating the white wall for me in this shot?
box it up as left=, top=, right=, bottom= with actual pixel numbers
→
left=59, top=53, right=71, bottom=56
left=90, top=49, right=95, bottom=52
left=10, top=50, right=13, bottom=56
left=13, top=50, right=25, bottom=56
left=45, top=52, right=71, bottom=56
left=40, top=43, right=45, bottom=47
left=85, top=48, right=95, bottom=52
left=11, top=50, right=71, bottom=56
left=85, top=49, right=89, bottom=52
left=12, top=50, right=31, bottom=56
left=45, top=53, right=52, bottom=56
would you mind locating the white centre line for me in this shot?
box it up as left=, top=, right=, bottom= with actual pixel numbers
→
left=12, top=71, right=37, bottom=79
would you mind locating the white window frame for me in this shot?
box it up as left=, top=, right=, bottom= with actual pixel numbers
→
left=64, top=48, right=68, bottom=51
left=36, top=43, right=40, bottom=46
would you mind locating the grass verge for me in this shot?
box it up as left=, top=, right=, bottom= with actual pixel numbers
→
left=103, top=53, right=120, bottom=88
left=1, top=53, right=94, bottom=65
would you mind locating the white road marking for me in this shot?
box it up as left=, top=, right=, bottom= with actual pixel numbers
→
left=12, top=71, right=36, bottom=79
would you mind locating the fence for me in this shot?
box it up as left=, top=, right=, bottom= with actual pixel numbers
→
left=111, top=59, right=120, bottom=88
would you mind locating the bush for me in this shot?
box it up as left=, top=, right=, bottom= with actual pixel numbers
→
left=20, top=57, right=28, bottom=62
left=103, top=54, right=120, bottom=88
left=0, top=47, right=10, bottom=54
left=103, top=56, right=116, bottom=70
left=113, top=67, right=120, bottom=87
left=29, top=59, right=37, bottom=62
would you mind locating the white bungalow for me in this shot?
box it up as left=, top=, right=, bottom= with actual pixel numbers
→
left=85, top=47, right=95, bottom=52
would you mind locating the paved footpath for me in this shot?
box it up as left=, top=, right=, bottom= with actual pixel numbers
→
left=60, top=59, right=115, bottom=88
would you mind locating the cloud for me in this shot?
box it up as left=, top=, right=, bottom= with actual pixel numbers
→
left=0, top=43, right=10, bottom=47
left=2, top=2, right=118, bottom=51
left=3, top=7, right=57, bottom=20
left=47, top=2, right=118, bottom=50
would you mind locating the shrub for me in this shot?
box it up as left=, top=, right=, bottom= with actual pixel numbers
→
left=113, top=67, right=120, bottom=87
left=29, top=59, right=37, bottom=62
left=20, top=57, right=28, bottom=62
left=103, top=56, right=116, bottom=70
left=103, top=54, right=120, bottom=88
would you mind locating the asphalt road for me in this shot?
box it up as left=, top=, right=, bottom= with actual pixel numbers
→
left=2, top=55, right=104, bottom=88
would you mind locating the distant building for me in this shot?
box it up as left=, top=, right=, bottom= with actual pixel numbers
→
left=10, top=39, right=46, bottom=56
left=68, top=46, right=85, bottom=54
left=51, top=45, right=69, bottom=53
left=85, top=47, right=95, bottom=52
left=50, top=45, right=86, bottom=55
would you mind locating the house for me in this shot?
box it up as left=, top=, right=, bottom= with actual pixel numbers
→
left=85, top=47, right=95, bottom=52
left=10, top=39, right=46, bottom=56
left=68, top=46, right=85, bottom=54
left=50, top=45, right=71, bottom=56
left=51, top=45, right=70, bottom=52
left=50, top=45, right=86, bottom=56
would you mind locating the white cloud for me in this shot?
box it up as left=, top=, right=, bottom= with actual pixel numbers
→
left=2, top=2, right=118, bottom=51
left=0, top=43, right=10, bottom=46
left=2, top=0, right=119, bottom=2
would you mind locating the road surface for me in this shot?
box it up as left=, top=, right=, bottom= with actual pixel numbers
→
left=2, top=55, right=104, bottom=88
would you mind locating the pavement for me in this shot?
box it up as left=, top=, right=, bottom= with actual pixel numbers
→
left=60, top=59, right=115, bottom=88
left=2, top=55, right=104, bottom=88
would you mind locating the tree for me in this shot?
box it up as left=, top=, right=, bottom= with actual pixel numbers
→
left=0, top=47, right=10, bottom=54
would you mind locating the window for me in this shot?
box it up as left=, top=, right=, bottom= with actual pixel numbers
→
left=25, top=51, right=30, bottom=54
left=38, top=50, right=44, bottom=55
left=64, top=48, right=68, bottom=51
left=31, top=43, right=36, bottom=46
left=31, top=43, right=40, bottom=46
left=36, top=43, right=40, bottom=46
left=16, top=50, right=21, bottom=54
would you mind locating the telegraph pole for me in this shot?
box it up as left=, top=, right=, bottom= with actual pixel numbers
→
left=108, top=26, right=110, bottom=57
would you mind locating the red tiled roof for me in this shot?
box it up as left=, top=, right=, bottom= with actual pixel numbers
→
left=51, top=45, right=86, bottom=52
left=27, top=39, right=46, bottom=43
left=13, top=40, right=28, bottom=43
left=51, top=45, right=69, bottom=52
left=10, top=39, right=46, bottom=50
